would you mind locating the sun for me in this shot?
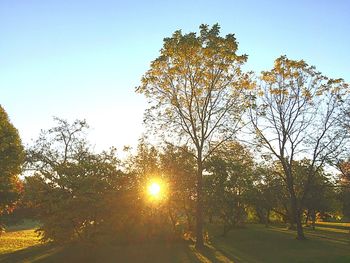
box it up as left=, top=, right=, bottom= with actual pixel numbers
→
left=146, top=179, right=168, bottom=201
left=148, top=182, right=161, bottom=197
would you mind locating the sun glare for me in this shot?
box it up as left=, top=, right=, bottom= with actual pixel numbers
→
left=148, top=182, right=161, bottom=197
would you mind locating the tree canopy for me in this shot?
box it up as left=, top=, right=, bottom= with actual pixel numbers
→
left=25, top=118, right=124, bottom=242
left=249, top=56, right=350, bottom=239
left=0, top=105, right=24, bottom=223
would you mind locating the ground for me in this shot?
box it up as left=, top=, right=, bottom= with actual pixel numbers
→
left=0, top=223, right=349, bottom=263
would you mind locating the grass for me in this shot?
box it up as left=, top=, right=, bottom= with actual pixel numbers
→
left=209, top=224, right=350, bottom=263
left=314, top=222, right=350, bottom=227
left=313, top=222, right=350, bottom=232
left=0, top=223, right=349, bottom=263
left=0, top=229, right=39, bottom=255
left=0, top=219, right=41, bottom=255
left=0, top=240, right=199, bottom=263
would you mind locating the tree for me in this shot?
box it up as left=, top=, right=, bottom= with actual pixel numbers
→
left=25, top=118, right=123, bottom=243
left=337, top=160, right=350, bottom=184
left=159, top=144, right=197, bottom=235
left=250, top=56, right=350, bottom=239
left=249, top=164, right=289, bottom=226
left=204, top=141, right=254, bottom=236
left=303, top=171, right=338, bottom=228
left=0, top=105, right=24, bottom=231
left=337, top=160, right=350, bottom=220
left=136, top=24, right=251, bottom=248
left=122, top=139, right=182, bottom=242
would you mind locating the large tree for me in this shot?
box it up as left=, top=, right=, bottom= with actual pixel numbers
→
left=0, top=105, right=24, bottom=229
left=137, top=24, right=251, bottom=248
left=250, top=56, right=350, bottom=239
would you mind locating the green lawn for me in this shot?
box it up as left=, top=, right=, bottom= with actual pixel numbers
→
left=0, top=223, right=349, bottom=263
left=209, top=224, right=350, bottom=263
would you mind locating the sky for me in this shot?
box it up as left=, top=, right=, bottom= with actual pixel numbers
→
left=1, top=0, right=349, bottom=152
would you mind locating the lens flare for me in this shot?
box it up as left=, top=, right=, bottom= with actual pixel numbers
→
left=148, top=182, right=161, bottom=197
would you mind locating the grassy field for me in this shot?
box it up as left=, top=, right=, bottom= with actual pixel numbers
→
left=0, top=223, right=349, bottom=263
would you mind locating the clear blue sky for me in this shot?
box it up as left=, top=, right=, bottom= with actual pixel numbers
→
left=1, top=0, right=349, bottom=151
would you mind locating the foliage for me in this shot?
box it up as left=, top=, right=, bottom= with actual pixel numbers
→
left=337, top=160, right=350, bottom=219
left=340, top=189, right=350, bottom=220
left=249, top=55, right=350, bottom=239
left=337, top=160, right=350, bottom=187
left=0, top=105, right=24, bottom=231
left=25, top=118, right=124, bottom=243
left=4, top=25, right=350, bottom=252
left=204, top=141, right=254, bottom=235
left=117, top=141, right=168, bottom=242
left=159, top=144, right=197, bottom=234
left=249, top=160, right=341, bottom=228
left=301, top=164, right=339, bottom=224
left=248, top=164, right=290, bottom=225
left=137, top=23, right=252, bottom=247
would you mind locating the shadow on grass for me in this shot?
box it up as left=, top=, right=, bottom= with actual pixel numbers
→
left=209, top=224, right=350, bottom=263
left=0, top=240, right=240, bottom=263
left=189, top=243, right=236, bottom=263
left=268, top=225, right=350, bottom=246
left=0, top=240, right=211, bottom=263
left=3, top=225, right=348, bottom=263
left=0, top=243, right=65, bottom=263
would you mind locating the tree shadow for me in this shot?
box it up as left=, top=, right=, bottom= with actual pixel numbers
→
left=0, top=240, right=207, bottom=263
left=0, top=243, right=97, bottom=263
left=269, top=226, right=350, bottom=246
left=189, top=243, right=237, bottom=263
left=0, top=243, right=62, bottom=263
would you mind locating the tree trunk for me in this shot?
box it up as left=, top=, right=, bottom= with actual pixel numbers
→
left=287, top=206, right=296, bottom=230
left=295, top=212, right=305, bottom=240
left=284, top=163, right=306, bottom=240
left=311, top=210, right=316, bottom=230
left=265, top=209, right=270, bottom=227
left=195, top=157, right=204, bottom=249
left=290, top=194, right=306, bottom=240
